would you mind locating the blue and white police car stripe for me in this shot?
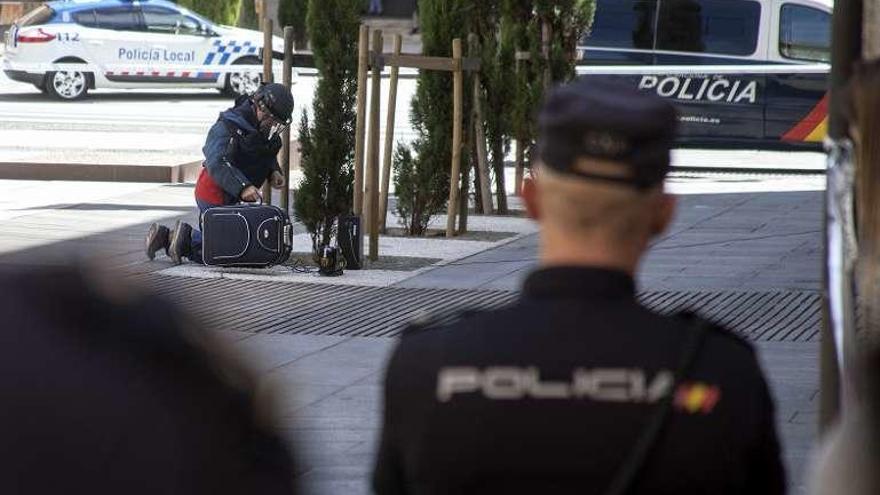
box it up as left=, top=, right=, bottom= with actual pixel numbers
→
left=203, top=40, right=259, bottom=66
left=197, top=40, right=259, bottom=79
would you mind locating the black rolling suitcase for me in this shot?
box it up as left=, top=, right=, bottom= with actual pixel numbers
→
left=201, top=203, right=293, bottom=268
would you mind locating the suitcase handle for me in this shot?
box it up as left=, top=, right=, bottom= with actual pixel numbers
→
left=240, top=190, right=264, bottom=206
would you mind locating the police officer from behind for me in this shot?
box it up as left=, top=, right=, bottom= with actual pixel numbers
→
left=373, top=80, right=785, bottom=495
left=144, top=83, right=293, bottom=265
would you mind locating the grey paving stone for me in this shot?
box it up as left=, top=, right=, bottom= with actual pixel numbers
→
left=233, top=334, right=347, bottom=374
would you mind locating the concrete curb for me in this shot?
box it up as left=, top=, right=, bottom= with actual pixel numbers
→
left=0, top=160, right=201, bottom=182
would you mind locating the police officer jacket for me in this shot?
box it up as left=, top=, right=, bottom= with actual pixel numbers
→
left=195, top=96, right=283, bottom=205
left=373, top=267, right=785, bottom=495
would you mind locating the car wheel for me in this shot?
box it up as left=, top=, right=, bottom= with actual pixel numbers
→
left=45, top=70, right=89, bottom=100
left=224, top=57, right=262, bottom=97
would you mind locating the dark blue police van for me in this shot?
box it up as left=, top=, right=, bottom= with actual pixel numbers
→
left=577, top=0, right=831, bottom=149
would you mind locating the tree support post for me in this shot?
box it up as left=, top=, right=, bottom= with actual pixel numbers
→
left=280, top=26, right=294, bottom=214
left=353, top=25, right=369, bottom=216
left=380, top=34, right=402, bottom=233
left=445, top=38, right=464, bottom=238
left=366, top=30, right=383, bottom=261
left=261, top=17, right=274, bottom=204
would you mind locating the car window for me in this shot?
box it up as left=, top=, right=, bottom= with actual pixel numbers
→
left=17, top=5, right=55, bottom=26
left=142, top=6, right=202, bottom=35
left=94, top=7, right=142, bottom=31
left=72, top=9, right=98, bottom=28
left=779, top=4, right=830, bottom=62
left=583, top=0, right=657, bottom=50
left=656, top=0, right=761, bottom=56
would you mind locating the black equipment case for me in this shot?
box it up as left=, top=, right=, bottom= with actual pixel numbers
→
left=202, top=204, right=293, bottom=268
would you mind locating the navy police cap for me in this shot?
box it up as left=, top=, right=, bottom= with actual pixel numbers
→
left=537, top=78, right=677, bottom=189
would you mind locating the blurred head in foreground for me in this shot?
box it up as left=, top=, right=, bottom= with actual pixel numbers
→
left=523, top=79, right=678, bottom=273
left=0, top=266, right=296, bottom=494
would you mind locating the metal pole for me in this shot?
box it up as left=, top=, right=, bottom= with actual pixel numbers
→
left=445, top=38, right=464, bottom=238
left=379, top=34, right=402, bottom=233
left=281, top=26, right=294, bottom=214
left=822, top=0, right=863, bottom=435
left=366, top=30, right=383, bottom=261
left=261, top=17, right=274, bottom=204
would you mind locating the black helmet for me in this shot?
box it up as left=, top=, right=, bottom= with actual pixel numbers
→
left=253, top=83, right=294, bottom=125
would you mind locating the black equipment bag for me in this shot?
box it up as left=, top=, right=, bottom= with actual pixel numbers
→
left=202, top=203, right=293, bottom=268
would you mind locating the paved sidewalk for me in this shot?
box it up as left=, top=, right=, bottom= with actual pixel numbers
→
left=0, top=175, right=823, bottom=494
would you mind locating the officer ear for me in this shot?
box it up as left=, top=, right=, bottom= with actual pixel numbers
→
left=522, top=176, right=541, bottom=221
left=650, top=192, right=676, bottom=237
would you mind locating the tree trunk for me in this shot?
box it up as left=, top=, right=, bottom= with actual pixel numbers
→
left=459, top=159, right=471, bottom=234
left=492, top=140, right=508, bottom=214
left=472, top=143, right=483, bottom=214
left=514, top=138, right=525, bottom=196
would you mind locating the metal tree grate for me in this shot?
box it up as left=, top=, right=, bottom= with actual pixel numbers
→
left=137, top=275, right=820, bottom=341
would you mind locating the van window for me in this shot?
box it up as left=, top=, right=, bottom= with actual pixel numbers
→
left=779, top=4, right=831, bottom=62
left=94, top=7, right=141, bottom=31
left=656, top=0, right=761, bottom=56
left=141, top=6, right=202, bottom=35
left=583, top=0, right=657, bottom=50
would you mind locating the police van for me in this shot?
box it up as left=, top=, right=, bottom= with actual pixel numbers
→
left=2, top=0, right=284, bottom=100
left=577, top=0, right=831, bottom=149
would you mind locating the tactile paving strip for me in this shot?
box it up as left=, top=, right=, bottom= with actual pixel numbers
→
left=138, top=275, right=820, bottom=341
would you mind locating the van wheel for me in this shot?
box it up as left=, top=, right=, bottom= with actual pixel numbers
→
left=46, top=70, right=89, bottom=100
left=224, top=56, right=262, bottom=97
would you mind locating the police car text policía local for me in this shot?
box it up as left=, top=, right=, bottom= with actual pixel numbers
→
left=118, top=48, right=196, bottom=63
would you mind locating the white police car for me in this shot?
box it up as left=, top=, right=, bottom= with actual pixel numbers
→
left=3, top=0, right=285, bottom=100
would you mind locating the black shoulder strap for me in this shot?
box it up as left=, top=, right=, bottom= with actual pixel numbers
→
left=602, top=318, right=710, bottom=495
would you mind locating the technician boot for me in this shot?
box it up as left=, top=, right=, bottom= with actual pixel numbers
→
left=145, top=223, right=170, bottom=260
left=168, top=221, right=193, bottom=265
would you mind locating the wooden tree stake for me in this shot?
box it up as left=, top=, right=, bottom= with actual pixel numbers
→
left=365, top=30, right=383, bottom=261
left=353, top=25, right=369, bottom=216
left=262, top=17, right=274, bottom=204
left=446, top=38, right=464, bottom=238
left=380, top=34, right=402, bottom=233
left=280, top=26, right=294, bottom=214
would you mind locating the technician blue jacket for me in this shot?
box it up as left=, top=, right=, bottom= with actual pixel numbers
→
left=196, top=96, right=283, bottom=205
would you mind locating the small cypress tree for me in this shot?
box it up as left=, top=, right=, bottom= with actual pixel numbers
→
left=394, top=0, right=471, bottom=235
left=471, top=0, right=511, bottom=213
left=501, top=0, right=543, bottom=188
left=535, top=0, right=596, bottom=83
left=293, top=0, right=360, bottom=256
left=278, top=0, right=309, bottom=49
left=175, top=0, right=241, bottom=26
